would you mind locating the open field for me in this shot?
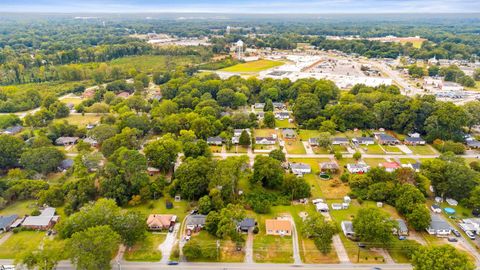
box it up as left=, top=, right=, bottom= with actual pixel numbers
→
left=0, top=231, right=45, bottom=259
left=361, top=144, right=385, bottom=155
left=60, top=97, right=83, bottom=106
left=363, top=158, right=387, bottom=168
left=0, top=200, right=37, bottom=217
left=54, top=114, right=103, bottom=127
left=408, top=145, right=437, bottom=155
left=220, top=60, right=283, bottom=73
left=1, top=81, right=89, bottom=99
left=284, top=139, right=306, bottom=154
left=297, top=130, right=321, bottom=141
left=124, top=232, right=165, bottom=261
left=110, top=55, right=201, bottom=74
left=276, top=119, right=296, bottom=128
left=126, top=198, right=190, bottom=222
left=254, top=128, right=277, bottom=137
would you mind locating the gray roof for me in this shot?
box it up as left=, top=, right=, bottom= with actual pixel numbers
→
left=290, top=163, right=311, bottom=171
left=238, top=218, right=256, bottom=228
left=320, top=161, right=340, bottom=170
left=405, top=137, right=425, bottom=142
left=275, top=112, right=290, bottom=116
left=341, top=221, right=354, bottom=234
left=22, top=207, right=57, bottom=227
left=377, top=133, right=399, bottom=142
left=55, top=137, right=79, bottom=145
left=429, top=215, right=451, bottom=231
left=272, top=102, right=285, bottom=107
left=332, top=137, right=349, bottom=143
left=397, top=219, right=408, bottom=232
left=0, top=215, right=18, bottom=229
left=186, top=215, right=206, bottom=226
left=207, top=136, right=223, bottom=143
left=3, top=125, right=23, bottom=134
left=467, top=140, right=480, bottom=148
left=308, top=138, right=318, bottom=144
left=282, top=129, right=296, bottom=136
left=354, top=137, right=375, bottom=142
left=59, top=159, right=74, bottom=170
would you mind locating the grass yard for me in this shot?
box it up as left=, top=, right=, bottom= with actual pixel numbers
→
left=386, top=239, right=420, bottom=263
left=284, top=140, right=306, bottom=154
left=220, top=60, right=283, bottom=73
left=220, top=240, right=245, bottom=262
left=383, top=145, right=402, bottom=153
left=363, top=158, right=387, bottom=168
left=0, top=231, right=45, bottom=259
left=253, top=234, right=293, bottom=263
left=0, top=200, right=37, bottom=217
left=124, top=232, right=165, bottom=261
left=313, top=147, right=331, bottom=154
left=1, top=81, right=89, bottom=100
left=332, top=145, right=348, bottom=153
left=209, top=145, right=223, bottom=153
left=110, top=55, right=201, bottom=74
left=126, top=198, right=190, bottom=222
left=300, top=238, right=339, bottom=264
left=399, top=158, right=418, bottom=164
left=254, top=128, right=277, bottom=137
left=361, top=144, right=385, bottom=155
left=60, top=97, right=83, bottom=106
left=297, top=130, right=321, bottom=141
left=54, top=114, right=102, bottom=127
left=408, top=145, right=437, bottom=155
left=227, top=145, right=249, bottom=153
left=276, top=119, right=295, bottom=128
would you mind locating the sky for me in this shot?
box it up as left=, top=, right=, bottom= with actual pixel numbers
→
left=0, top=0, right=479, bottom=14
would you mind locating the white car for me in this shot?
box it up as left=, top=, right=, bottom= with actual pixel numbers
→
left=466, top=231, right=476, bottom=240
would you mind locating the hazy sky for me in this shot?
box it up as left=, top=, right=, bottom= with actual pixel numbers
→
left=1, top=0, right=479, bottom=13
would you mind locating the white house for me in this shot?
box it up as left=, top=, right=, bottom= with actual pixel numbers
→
left=431, top=205, right=442, bottom=214
left=346, top=163, right=370, bottom=174
left=290, top=163, right=311, bottom=175
left=315, top=202, right=329, bottom=213
left=426, top=216, right=451, bottom=237
left=255, top=137, right=276, bottom=145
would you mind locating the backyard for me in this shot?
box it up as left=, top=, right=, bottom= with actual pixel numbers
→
left=124, top=232, right=165, bottom=261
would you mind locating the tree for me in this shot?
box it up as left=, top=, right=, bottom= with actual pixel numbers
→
left=412, top=245, right=474, bottom=270
left=317, top=132, right=332, bottom=149
left=353, top=151, right=362, bottom=161
left=18, top=240, right=63, bottom=270
left=20, top=147, right=65, bottom=174
left=395, top=184, right=426, bottom=215
left=205, top=204, right=245, bottom=240
left=464, top=101, right=480, bottom=131
left=263, top=111, right=275, bottom=128
left=174, top=157, right=214, bottom=200
left=88, top=124, right=117, bottom=144
left=144, top=133, right=181, bottom=172
left=67, top=225, right=121, bottom=270
left=252, top=156, right=284, bottom=189
left=352, top=208, right=396, bottom=246
left=269, top=148, right=286, bottom=162
left=282, top=174, right=311, bottom=200
left=239, top=130, right=251, bottom=146
left=302, top=213, right=338, bottom=254
left=406, top=204, right=431, bottom=231
left=0, top=135, right=24, bottom=170
left=264, top=99, right=273, bottom=111
left=198, top=195, right=212, bottom=215
left=319, top=120, right=337, bottom=134
left=468, top=186, right=480, bottom=210
left=293, top=93, right=321, bottom=124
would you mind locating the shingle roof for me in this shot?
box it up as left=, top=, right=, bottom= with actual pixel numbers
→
left=238, top=218, right=256, bottom=228
left=429, top=215, right=451, bottom=231
left=265, top=219, right=291, bottom=231
left=0, top=215, right=18, bottom=229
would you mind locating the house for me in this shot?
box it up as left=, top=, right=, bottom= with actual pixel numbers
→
left=147, top=167, right=160, bottom=176
left=274, top=111, right=290, bottom=120
left=341, top=221, right=355, bottom=237
left=446, top=198, right=458, bottom=206
left=426, top=215, right=451, bottom=237
left=254, top=103, right=265, bottom=110
left=431, top=205, right=442, bottom=213
left=331, top=203, right=348, bottom=210
left=58, top=159, right=74, bottom=171
left=459, top=219, right=480, bottom=234
left=282, top=129, right=296, bottom=139
left=237, top=218, right=256, bottom=232
left=207, top=136, right=224, bottom=146
left=315, top=202, right=329, bottom=212
left=256, top=111, right=265, bottom=119
left=319, top=161, right=340, bottom=173
left=332, top=137, right=350, bottom=145
left=255, top=136, right=276, bottom=145
left=395, top=219, right=409, bottom=236
left=346, top=163, right=370, bottom=174
left=272, top=102, right=286, bottom=110
left=82, top=88, right=96, bottom=99
left=466, top=139, right=480, bottom=149
left=0, top=215, right=19, bottom=232
left=290, top=163, right=311, bottom=175
left=55, top=137, right=79, bottom=146
left=308, top=138, right=319, bottom=147
left=375, top=133, right=400, bottom=145
left=352, top=137, right=375, bottom=145
left=116, top=91, right=131, bottom=98
left=22, top=207, right=59, bottom=230
left=381, top=162, right=401, bottom=172
left=146, top=214, right=177, bottom=230
left=2, top=125, right=23, bottom=135
left=186, top=215, right=206, bottom=232
left=441, top=81, right=464, bottom=92
left=83, top=137, right=98, bottom=147
left=265, top=218, right=292, bottom=236
left=404, top=136, right=426, bottom=145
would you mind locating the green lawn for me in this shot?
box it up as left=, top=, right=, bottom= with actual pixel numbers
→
left=284, top=140, right=306, bottom=154
left=332, top=145, right=348, bottom=153
left=361, top=144, right=385, bottom=155
left=220, top=60, right=283, bottom=73
left=386, top=239, right=420, bottom=263
left=254, top=128, right=277, bottom=137
left=363, top=158, right=387, bottom=168
left=209, top=145, right=223, bottom=153
left=383, top=145, right=402, bottom=153
left=0, top=200, right=37, bottom=217
left=0, top=231, right=45, bottom=259
left=313, top=147, right=331, bottom=154
left=399, top=158, right=418, bottom=164
left=110, top=55, right=201, bottom=74
left=298, top=130, right=321, bottom=141
left=54, top=114, right=102, bottom=127
left=276, top=119, right=295, bottom=128
left=253, top=232, right=293, bottom=263
left=226, top=145, right=249, bottom=153
left=124, top=233, right=165, bottom=261
left=60, top=97, right=83, bottom=106
left=126, top=198, right=190, bottom=222
left=408, top=145, right=437, bottom=155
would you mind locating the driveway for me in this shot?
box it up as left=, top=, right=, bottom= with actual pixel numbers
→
left=302, top=142, right=315, bottom=155
left=158, top=223, right=180, bottom=263
left=286, top=215, right=302, bottom=265
left=244, top=229, right=254, bottom=263
left=0, top=232, right=12, bottom=246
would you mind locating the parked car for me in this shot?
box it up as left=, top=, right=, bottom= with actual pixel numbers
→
left=448, top=237, right=458, bottom=242
left=398, top=236, right=407, bottom=240
left=452, top=230, right=461, bottom=237
left=167, top=261, right=179, bottom=265
left=466, top=231, right=476, bottom=240
left=168, top=226, right=174, bottom=233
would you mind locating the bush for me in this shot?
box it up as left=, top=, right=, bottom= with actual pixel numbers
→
left=253, top=226, right=259, bottom=234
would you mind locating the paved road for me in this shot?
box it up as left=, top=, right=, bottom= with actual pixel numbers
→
left=158, top=223, right=180, bottom=263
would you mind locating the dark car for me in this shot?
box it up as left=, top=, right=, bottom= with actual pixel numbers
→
left=452, top=230, right=461, bottom=237
left=168, top=226, right=174, bottom=233
left=358, top=243, right=366, bottom=248
left=398, top=236, right=407, bottom=240
left=167, top=261, right=179, bottom=265
left=448, top=237, right=458, bottom=242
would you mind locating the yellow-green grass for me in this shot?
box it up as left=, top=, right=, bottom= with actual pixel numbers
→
left=227, top=145, right=249, bottom=153
left=0, top=231, right=45, bottom=259
left=361, top=144, right=385, bottom=155
left=187, top=231, right=245, bottom=262
left=313, top=147, right=331, bottom=154
left=124, top=233, right=165, bottom=261
left=209, top=145, right=223, bottom=153
left=332, top=145, right=348, bottom=153
left=298, top=130, right=321, bottom=141
left=386, top=239, right=420, bottom=263
left=363, top=158, right=387, bottom=168
left=60, top=97, right=83, bottom=106
left=126, top=198, right=190, bottom=222
left=254, top=128, right=277, bottom=137
left=54, top=114, right=102, bottom=127
left=276, top=119, right=296, bottom=128
left=408, top=145, right=437, bottom=155
left=220, top=60, right=284, bottom=73
left=399, top=40, right=424, bottom=49
left=400, top=158, right=418, bottom=164
left=0, top=200, right=37, bottom=217
left=110, top=55, right=201, bottom=74
left=2, top=81, right=89, bottom=100
left=383, top=145, right=402, bottom=153
left=284, top=140, right=306, bottom=154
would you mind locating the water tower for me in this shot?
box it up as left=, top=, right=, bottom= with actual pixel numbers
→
left=236, top=40, right=244, bottom=60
